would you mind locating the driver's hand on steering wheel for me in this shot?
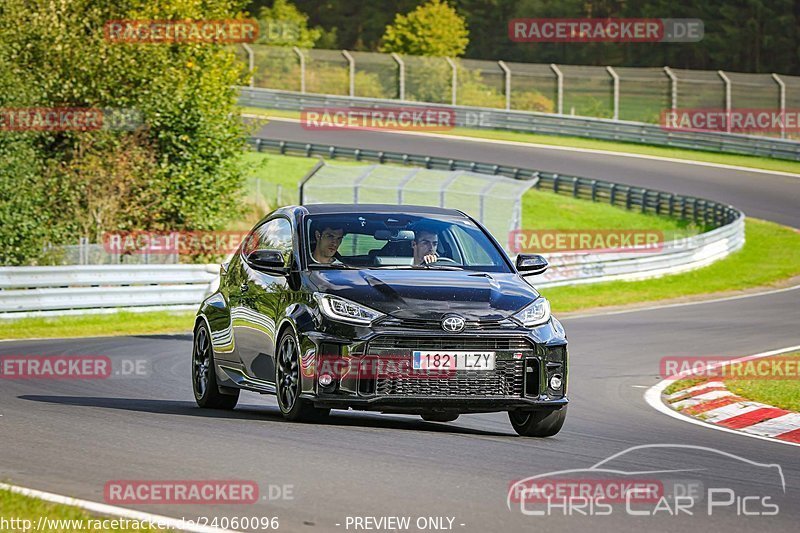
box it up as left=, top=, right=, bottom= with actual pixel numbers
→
left=422, top=253, right=438, bottom=265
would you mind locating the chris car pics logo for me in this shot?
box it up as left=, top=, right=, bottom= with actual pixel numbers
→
left=507, top=444, right=785, bottom=517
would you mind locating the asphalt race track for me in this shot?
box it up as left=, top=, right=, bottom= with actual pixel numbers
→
left=1, top=125, right=799, bottom=532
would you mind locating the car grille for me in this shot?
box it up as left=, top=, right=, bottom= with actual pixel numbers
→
left=368, top=335, right=532, bottom=351
left=376, top=317, right=515, bottom=331
left=374, top=359, right=524, bottom=397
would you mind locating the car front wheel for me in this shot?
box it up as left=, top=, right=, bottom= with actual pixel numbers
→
left=508, top=407, right=567, bottom=437
left=275, top=330, right=330, bottom=422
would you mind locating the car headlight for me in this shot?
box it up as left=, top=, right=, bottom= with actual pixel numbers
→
left=313, top=293, right=384, bottom=326
left=512, top=297, right=551, bottom=327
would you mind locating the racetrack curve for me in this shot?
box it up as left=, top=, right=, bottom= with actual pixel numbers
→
left=2, top=124, right=799, bottom=533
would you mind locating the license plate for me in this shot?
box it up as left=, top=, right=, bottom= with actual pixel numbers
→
left=412, top=351, right=495, bottom=371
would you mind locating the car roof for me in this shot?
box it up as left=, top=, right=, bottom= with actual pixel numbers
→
left=294, top=204, right=467, bottom=217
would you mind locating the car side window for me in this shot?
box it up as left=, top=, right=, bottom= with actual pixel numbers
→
left=244, top=218, right=293, bottom=267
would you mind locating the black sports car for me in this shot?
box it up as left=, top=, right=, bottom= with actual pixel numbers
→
left=192, top=204, right=568, bottom=437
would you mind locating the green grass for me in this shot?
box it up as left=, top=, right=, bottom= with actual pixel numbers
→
left=240, top=150, right=319, bottom=204
left=663, top=377, right=707, bottom=396
left=0, top=488, right=166, bottom=532
left=543, top=218, right=800, bottom=313
left=241, top=106, right=800, bottom=175
left=725, top=352, right=800, bottom=412
left=521, top=187, right=703, bottom=233
left=0, top=311, right=195, bottom=340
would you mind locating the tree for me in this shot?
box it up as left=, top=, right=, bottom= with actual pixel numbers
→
left=0, top=0, right=250, bottom=265
left=380, top=0, right=469, bottom=57
left=256, top=0, right=322, bottom=47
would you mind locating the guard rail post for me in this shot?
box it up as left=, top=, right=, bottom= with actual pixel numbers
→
left=392, top=53, right=405, bottom=100
left=550, top=64, right=564, bottom=115
left=498, top=60, right=511, bottom=111
left=718, top=70, right=732, bottom=133
left=292, top=46, right=305, bottom=94
left=772, top=73, right=786, bottom=139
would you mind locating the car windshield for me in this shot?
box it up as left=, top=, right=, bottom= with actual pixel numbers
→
left=304, top=212, right=512, bottom=273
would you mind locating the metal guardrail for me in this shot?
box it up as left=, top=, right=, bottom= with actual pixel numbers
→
left=0, top=139, right=745, bottom=316
left=537, top=216, right=745, bottom=287
left=239, top=87, right=800, bottom=161
left=0, top=265, right=219, bottom=316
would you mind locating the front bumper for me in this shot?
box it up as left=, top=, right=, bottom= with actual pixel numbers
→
left=299, top=318, right=568, bottom=414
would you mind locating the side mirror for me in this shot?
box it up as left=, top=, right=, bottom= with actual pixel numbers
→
left=516, top=254, right=548, bottom=275
left=246, top=249, right=287, bottom=273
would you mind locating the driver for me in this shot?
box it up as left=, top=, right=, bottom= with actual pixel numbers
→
left=311, top=222, right=345, bottom=264
left=411, top=225, right=440, bottom=265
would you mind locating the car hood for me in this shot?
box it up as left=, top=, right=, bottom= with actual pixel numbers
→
left=308, top=269, right=540, bottom=321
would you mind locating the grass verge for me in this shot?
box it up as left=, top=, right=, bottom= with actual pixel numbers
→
left=663, top=377, right=707, bottom=396
left=0, top=487, right=165, bottom=532
left=725, top=352, right=800, bottom=411
left=0, top=311, right=195, bottom=341
left=241, top=106, right=800, bottom=175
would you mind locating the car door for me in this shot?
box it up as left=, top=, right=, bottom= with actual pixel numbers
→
left=234, top=217, right=294, bottom=382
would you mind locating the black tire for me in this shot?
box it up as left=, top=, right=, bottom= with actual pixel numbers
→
left=193, top=322, right=239, bottom=410
left=275, top=329, right=330, bottom=422
left=420, top=413, right=460, bottom=423
left=508, top=407, right=567, bottom=437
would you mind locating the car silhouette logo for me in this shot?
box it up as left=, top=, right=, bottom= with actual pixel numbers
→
left=442, top=316, right=466, bottom=332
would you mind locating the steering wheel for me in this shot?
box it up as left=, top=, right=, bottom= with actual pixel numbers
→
left=432, top=256, right=458, bottom=264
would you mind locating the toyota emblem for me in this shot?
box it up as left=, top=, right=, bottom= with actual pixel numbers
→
left=441, top=315, right=466, bottom=333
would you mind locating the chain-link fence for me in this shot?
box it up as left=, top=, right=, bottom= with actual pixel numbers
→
left=301, top=163, right=534, bottom=250
left=43, top=238, right=179, bottom=265
left=240, top=45, right=798, bottom=138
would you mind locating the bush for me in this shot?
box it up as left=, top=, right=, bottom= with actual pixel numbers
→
left=0, top=0, right=250, bottom=265
left=380, top=0, right=469, bottom=57
left=512, top=91, right=556, bottom=113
